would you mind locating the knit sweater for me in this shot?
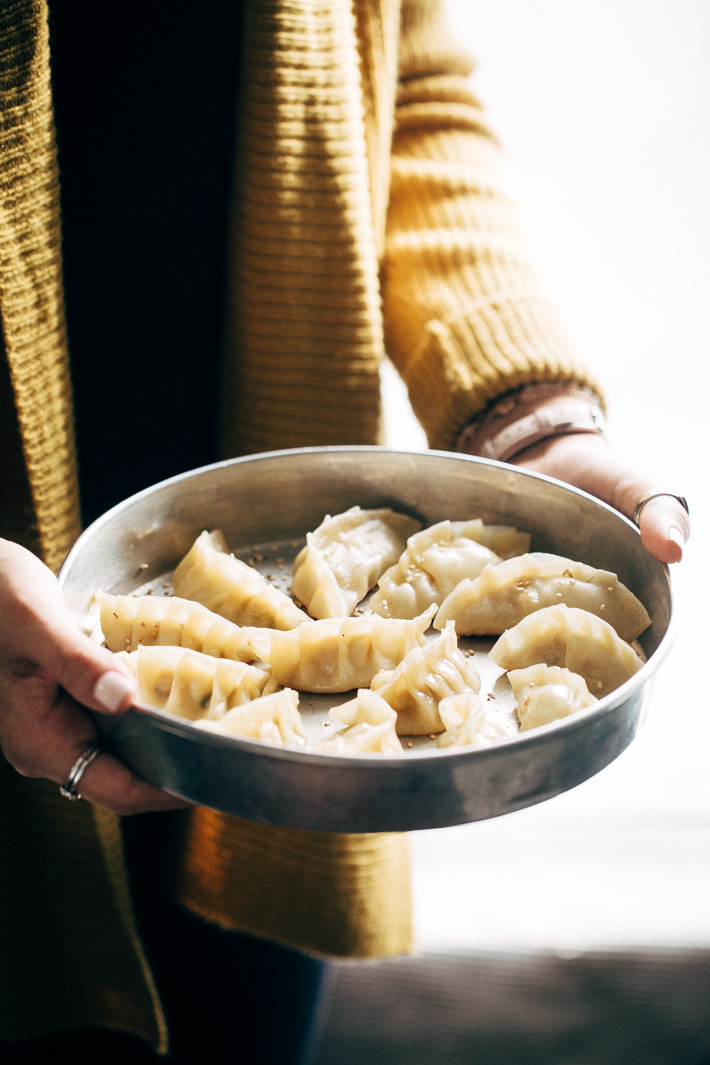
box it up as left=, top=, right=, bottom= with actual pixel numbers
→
left=0, top=0, right=598, bottom=1051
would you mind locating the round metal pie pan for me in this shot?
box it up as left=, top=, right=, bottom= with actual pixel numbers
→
left=58, top=447, right=674, bottom=833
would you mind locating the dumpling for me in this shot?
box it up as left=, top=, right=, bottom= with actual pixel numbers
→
left=435, top=691, right=511, bottom=749
left=172, top=530, right=309, bottom=630
left=98, top=591, right=269, bottom=662
left=370, top=621, right=482, bottom=736
left=323, top=689, right=403, bottom=754
left=194, top=689, right=306, bottom=747
left=116, top=645, right=277, bottom=720
left=369, top=519, right=531, bottom=621
left=435, top=552, right=651, bottom=641
left=465, top=520, right=532, bottom=560
left=291, top=506, right=421, bottom=619
left=507, top=663, right=598, bottom=731
left=248, top=605, right=436, bottom=693
left=489, top=605, right=645, bottom=698
left=368, top=519, right=504, bottom=619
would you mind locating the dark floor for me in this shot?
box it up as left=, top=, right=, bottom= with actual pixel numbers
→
left=314, top=949, right=710, bottom=1065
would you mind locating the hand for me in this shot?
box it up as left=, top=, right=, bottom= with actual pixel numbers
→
left=0, top=539, right=189, bottom=815
left=510, top=433, right=690, bottom=565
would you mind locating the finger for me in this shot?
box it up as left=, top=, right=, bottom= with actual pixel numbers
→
left=0, top=543, right=189, bottom=814
left=28, top=623, right=135, bottom=717
left=62, top=745, right=192, bottom=816
left=511, top=436, right=691, bottom=564
left=635, top=496, right=690, bottom=565
left=0, top=541, right=135, bottom=714
left=6, top=688, right=190, bottom=816
left=582, top=474, right=690, bottom=564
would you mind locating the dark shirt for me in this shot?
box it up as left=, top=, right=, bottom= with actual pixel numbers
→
left=48, top=3, right=243, bottom=523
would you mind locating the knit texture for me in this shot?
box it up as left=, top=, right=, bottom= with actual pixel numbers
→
left=175, top=0, right=416, bottom=975
left=219, top=0, right=386, bottom=457
left=0, top=2, right=166, bottom=1049
left=1, top=0, right=603, bottom=1051
left=0, top=0, right=80, bottom=572
left=382, top=1, right=602, bottom=447
left=169, top=810, right=412, bottom=959
left=0, top=759, right=167, bottom=1050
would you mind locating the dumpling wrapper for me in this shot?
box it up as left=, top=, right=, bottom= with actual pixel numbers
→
left=370, top=621, right=482, bottom=736
left=116, top=645, right=277, bottom=721
left=194, top=689, right=306, bottom=747
left=435, top=552, right=651, bottom=642
left=173, top=530, right=309, bottom=630
left=292, top=506, right=421, bottom=619
left=436, top=691, right=511, bottom=749
left=98, top=591, right=269, bottom=662
left=248, top=605, right=436, bottom=693
left=489, top=605, right=644, bottom=698
left=369, top=519, right=531, bottom=620
left=507, top=663, right=598, bottom=731
left=323, top=689, right=403, bottom=754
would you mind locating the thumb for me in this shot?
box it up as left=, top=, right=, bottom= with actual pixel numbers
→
left=0, top=540, right=135, bottom=714
left=633, top=494, right=690, bottom=565
left=511, top=437, right=690, bottom=565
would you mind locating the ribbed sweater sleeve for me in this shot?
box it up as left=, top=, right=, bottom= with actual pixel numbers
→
left=382, top=0, right=602, bottom=450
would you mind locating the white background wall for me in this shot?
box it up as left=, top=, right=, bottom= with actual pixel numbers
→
left=382, top=0, right=710, bottom=952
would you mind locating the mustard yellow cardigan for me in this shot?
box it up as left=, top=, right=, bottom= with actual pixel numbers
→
left=0, top=0, right=597, bottom=1051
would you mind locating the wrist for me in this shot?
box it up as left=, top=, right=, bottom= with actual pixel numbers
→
left=455, top=382, right=606, bottom=462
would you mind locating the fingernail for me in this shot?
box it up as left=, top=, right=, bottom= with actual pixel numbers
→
left=93, top=671, right=135, bottom=712
left=668, top=526, right=685, bottom=550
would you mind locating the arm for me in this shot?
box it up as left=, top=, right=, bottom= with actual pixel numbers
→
left=383, top=1, right=689, bottom=561
left=0, top=539, right=189, bottom=814
left=513, top=433, right=689, bottom=564
left=383, top=0, right=600, bottom=450
left=454, top=385, right=690, bottom=563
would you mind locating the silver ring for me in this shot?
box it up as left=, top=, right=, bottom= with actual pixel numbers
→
left=633, top=491, right=689, bottom=527
left=59, top=743, right=101, bottom=802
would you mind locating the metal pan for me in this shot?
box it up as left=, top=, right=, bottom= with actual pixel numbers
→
left=58, top=447, right=674, bottom=833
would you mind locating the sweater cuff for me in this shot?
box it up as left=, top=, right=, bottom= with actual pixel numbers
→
left=401, top=295, right=604, bottom=452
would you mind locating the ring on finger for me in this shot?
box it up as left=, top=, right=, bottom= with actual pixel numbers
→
left=633, top=491, right=689, bottom=528
left=59, top=743, right=101, bottom=802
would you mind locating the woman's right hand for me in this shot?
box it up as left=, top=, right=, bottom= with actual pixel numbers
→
left=0, top=539, right=189, bottom=815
